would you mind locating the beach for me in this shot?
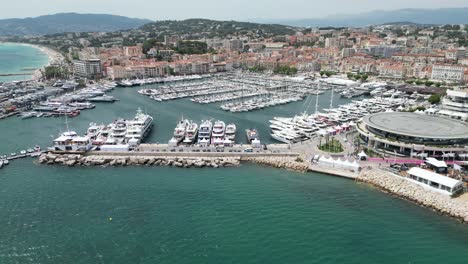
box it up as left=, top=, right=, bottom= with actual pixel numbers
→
left=0, top=42, right=64, bottom=81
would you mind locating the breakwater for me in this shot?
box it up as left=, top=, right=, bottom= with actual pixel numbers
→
left=241, top=156, right=309, bottom=172
left=358, top=169, right=468, bottom=223
left=37, top=150, right=305, bottom=170
left=38, top=153, right=241, bottom=168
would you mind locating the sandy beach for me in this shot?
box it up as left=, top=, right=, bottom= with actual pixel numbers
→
left=0, top=42, right=65, bottom=81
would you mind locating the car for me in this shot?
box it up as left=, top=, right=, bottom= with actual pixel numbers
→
left=243, top=148, right=253, bottom=153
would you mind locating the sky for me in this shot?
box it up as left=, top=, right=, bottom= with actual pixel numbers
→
left=0, top=0, right=467, bottom=20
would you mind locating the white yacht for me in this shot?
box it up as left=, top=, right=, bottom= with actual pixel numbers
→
left=225, top=123, right=236, bottom=141
left=197, top=120, right=213, bottom=144
left=125, top=108, right=154, bottom=143
left=211, top=120, right=226, bottom=145
left=86, top=123, right=104, bottom=140
left=173, top=118, right=189, bottom=143
left=108, top=120, right=127, bottom=144
left=52, top=131, right=93, bottom=152
left=183, top=121, right=198, bottom=144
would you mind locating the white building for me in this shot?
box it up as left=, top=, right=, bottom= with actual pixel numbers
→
left=438, top=89, right=468, bottom=121
left=73, top=59, right=102, bottom=79
left=407, top=167, right=464, bottom=195
left=431, top=64, right=465, bottom=82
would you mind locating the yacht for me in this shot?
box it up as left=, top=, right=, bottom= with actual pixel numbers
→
left=173, top=118, right=189, bottom=143
left=183, top=121, right=198, bottom=144
left=108, top=120, right=127, bottom=144
left=52, top=131, right=93, bottom=152
left=125, top=108, right=154, bottom=143
left=68, top=102, right=95, bottom=110
left=86, top=123, right=104, bottom=140
left=211, top=120, right=226, bottom=145
left=88, top=95, right=118, bottom=102
left=197, top=120, right=213, bottom=144
left=225, top=123, right=236, bottom=141
left=245, top=128, right=259, bottom=143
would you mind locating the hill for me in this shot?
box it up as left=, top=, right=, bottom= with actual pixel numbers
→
left=263, top=8, right=468, bottom=27
left=139, top=19, right=297, bottom=38
left=0, top=13, right=152, bottom=36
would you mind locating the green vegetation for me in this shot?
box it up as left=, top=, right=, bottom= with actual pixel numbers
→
left=407, top=106, right=426, bottom=112
left=295, top=157, right=304, bottom=163
left=247, top=66, right=266, bottom=73
left=424, top=81, right=434, bottom=87
left=174, top=41, right=208, bottom=55
left=273, top=65, right=298, bottom=75
left=42, top=66, right=69, bottom=80
left=139, top=19, right=295, bottom=39
left=142, top=38, right=160, bottom=54
left=347, top=73, right=368, bottom=81
left=428, top=94, right=441, bottom=104
left=319, top=138, right=344, bottom=153
left=320, top=70, right=336, bottom=77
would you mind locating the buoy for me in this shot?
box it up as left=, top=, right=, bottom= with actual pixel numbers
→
left=108, top=217, right=113, bottom=221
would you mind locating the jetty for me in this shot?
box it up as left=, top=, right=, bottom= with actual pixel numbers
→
left=0, top=72, right=34, bottom=77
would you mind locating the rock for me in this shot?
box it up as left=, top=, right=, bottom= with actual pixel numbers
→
left=65, top=160, right=77, bottom=167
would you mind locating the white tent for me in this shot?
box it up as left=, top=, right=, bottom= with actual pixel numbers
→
left=357, top=151, right=368, bottom=160
left=317, top=156, right=360, bottom=172
left=317, top=129, right=328, bottom=136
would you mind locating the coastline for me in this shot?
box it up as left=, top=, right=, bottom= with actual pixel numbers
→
left=358, top=169, right=468, bottom=224
left=0, top=42, right=64, bottom=81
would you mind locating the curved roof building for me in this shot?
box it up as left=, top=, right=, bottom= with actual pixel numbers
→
left=357, top=112, right=468, bottom=157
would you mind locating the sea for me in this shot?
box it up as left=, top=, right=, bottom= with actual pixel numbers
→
left=0, top=43, right=49, bottom=82
left=1, top=44, right=468, bottom=263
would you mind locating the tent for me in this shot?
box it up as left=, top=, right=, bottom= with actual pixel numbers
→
left=357, top=151, right=368, bottom=160
left=317, top=156, right=360, bottom=172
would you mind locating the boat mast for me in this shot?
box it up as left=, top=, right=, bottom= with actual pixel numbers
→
left=315, top=92, right=319, bottom=114
left=330, top=86, right=334, bottom=109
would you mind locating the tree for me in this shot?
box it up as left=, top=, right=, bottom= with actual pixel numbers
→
left=361, top=74, right=368, bottom=82
left=142, top=38, right=158, bottom=54
left=424, top=81, right=434, bottom=87
left=273, top=65, right=298, bottom=75
left=428, top=94, right=441, bottom=104
left=42, top=66, right=69, bottom=80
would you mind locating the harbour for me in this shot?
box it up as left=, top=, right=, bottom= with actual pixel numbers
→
left=2, top=71, right=468, bottom=264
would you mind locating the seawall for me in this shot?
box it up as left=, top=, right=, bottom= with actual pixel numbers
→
left=358, top=169, right=468, bottom=223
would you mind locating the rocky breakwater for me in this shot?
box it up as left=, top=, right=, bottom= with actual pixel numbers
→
left=358, top=169, right=468, bottom=223
left=37, top=153, right=241, bottom=168
left=242, top=156, right=309, bottom=172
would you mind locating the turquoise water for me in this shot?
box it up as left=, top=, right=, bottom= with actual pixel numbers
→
left=0, top=43, right=49, bottom=82
left=1, top=47, right=468, bottom=263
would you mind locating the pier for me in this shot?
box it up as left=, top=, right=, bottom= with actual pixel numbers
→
left=0, top=72, right=34, bottom=76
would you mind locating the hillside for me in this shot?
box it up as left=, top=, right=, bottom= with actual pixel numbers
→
left=0, top=13, right=152, bottom=36
left=139, top=19, right=297, bottom=38
left=263, top=8, right=468, bottom=27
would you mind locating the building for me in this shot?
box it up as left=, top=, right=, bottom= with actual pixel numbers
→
left=357, top=112, right=468, bottom=158
left=431, top=64, right=465, bottom=82
left=124, top=46, right=143, bottom=57
left=407, top=167, right=464, bottom=195
left=73, top=59, right=102, bottom=79
left=437, top=89, right=468, bottom=121
left=223, top=39, right=243, bottom=51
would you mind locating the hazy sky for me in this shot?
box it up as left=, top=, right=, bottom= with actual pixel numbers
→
left=1, top=0, right=468, bottom=20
